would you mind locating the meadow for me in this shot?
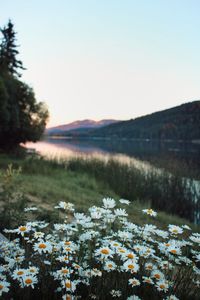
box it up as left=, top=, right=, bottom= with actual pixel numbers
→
left=0, top=153, right=199, bottom=299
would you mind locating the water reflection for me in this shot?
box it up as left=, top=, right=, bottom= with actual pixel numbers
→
left=26, top=138, right=200, bottom=175
left=25, top=138, right=200, bottom=224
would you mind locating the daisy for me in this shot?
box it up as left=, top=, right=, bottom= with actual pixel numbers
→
left=127, top=296, right=141, bottom=300
left=16, top=225, right=31, bottom=236
left=0, top=280, right=10, bottom=296
left=165, top=296, right=179, bottom=300
left=102, top=198, right=116, bottom=209
left=168, top=225, right=183, bottom=235
left=95, top=247, right=113, bottom=259
left=142, top=208, right=157, bottom=217
left=12, top=268, right=27, bottom=280
left=151, top=270, right=165, bottom=281
left=63, top=279, right=76, bottom=292
left=28, top=266, right=39, bottom=275
left=128, top=278, right=140, bottom=287
left=114, top=208, right=128, bottom=217
left=110, top=290, right=122, bottom=297
left=123, top=260, right=139, bottom=273
left=142, top=276, right=154, bottom=285
left=21, top=275, right=38, bottom=288
left=104, top=260, right=117, bottom=272
left=62, top=294, right=74, bottom=300
left=156, top=280, right=169, bottom=292
left=33, top=240, right=53, bottom=254
left=119, top=199, right=130, bottom=205
left=33, top=231, right=45, bottom=239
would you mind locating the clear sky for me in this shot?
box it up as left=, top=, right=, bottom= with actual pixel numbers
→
left=1, top=0, right=200, bottom=127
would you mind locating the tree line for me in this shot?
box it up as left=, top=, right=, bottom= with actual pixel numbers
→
left=0, top=20, right=49, bottom=150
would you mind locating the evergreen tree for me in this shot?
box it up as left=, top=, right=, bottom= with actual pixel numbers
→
left=0, top=20, right=49, bottom=150
left=0, top=20, right=25, bottom=77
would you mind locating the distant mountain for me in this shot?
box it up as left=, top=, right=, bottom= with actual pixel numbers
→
left=46, top=119, right=119, bottom=135
left=89, top=101, right=200, bottom=141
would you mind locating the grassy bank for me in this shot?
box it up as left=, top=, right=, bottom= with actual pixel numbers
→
left=0, top=153, right=199, bottom=231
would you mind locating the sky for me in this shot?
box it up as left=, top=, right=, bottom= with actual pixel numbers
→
left=1, top=0, right=200, bottom=127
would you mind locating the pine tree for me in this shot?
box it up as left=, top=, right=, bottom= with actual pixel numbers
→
left=0, top=20, right=25, bottom=77
left=0, top=20, right=48, bottom=150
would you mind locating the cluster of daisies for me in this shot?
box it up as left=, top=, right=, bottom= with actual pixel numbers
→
left=0, top=198, right=200, bottom=300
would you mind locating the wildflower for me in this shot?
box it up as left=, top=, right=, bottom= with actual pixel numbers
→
left=91, top=268, right=102, bottom=277
left=104, top=260, right=117, bottom=272
left=128, top=278, right=140, bottom=287
left=151, top=270, right=164, bottom=281
left=110, top=290, right=122, bottom=297
left=142, top=208, right=157, bottom=217
left=33, top=240, right=53, bottom=254
left=127, top=296, right=141, bottom=300
left=195, top=254, right=200, bottom=262
left=16, top=225, right=31, bottom=236
left=24, top=207, right=38, bottom=212
left=114, top=208, right=128, bottom=217
left=144, top=262, right=154, bottom=271
left=165, top=296, right=179, bottom=300
left=55, top=201, right=74, bottom=211
left=123, top=260, right=139, bottom=273
left=102, top=198, right=116, bottom=209
left=0, top=280, right=10, bottom=296
left=28, top=266, right=39, bottom=275
left=168, top=225, right=183, bottom=235
left=156, top=280, right=169, bottom=292
left=33, top=232, right=45, bottom=239
left=12, top=268, right=27, bottom=279
left=63, top=279, right=76, bottom=292
left=95, top=247, right=113, bottom=259
left=119, top=199, right=130, bottom=205
left=117, top=230, right=133, bottom=241
left=62, top=294, right=74, bottom=300
left=167, top=245, right=181, bottom=256
left=182, top=224, right=191, bottom=230
left=21, top=275, right=38, bottom=288
left=142, top=276, right=154, bottom=285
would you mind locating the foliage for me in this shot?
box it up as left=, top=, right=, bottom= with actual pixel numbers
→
left=66, top=157, right=200, bottom=223
left=0, top=198, right=200, bottom=299
left=0, top=20, right=49, bottom=149
left=0, top=164, right=28, bottom=230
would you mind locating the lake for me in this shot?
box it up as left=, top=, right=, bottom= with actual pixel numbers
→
left=25, top=137, right=200, bottom=178
left=25, top=137, right=200, bottom=224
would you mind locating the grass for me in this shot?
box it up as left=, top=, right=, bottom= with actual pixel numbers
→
left=0, top=153, right=199, bottom=231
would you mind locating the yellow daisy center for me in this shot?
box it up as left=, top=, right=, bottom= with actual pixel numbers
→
left=39, top=243, right=46, bottom=249
left=0, top=285, right=4, bottom=289
left=62, top=269, right=69, bottom=274
left=127, top=253, right=134, bottom=259
left=128, top=264, right=134, bottom=269
left=65, top=282, right=71, bottom=289
left=170, top=249, right=177, bottom=254
left=101, top=249, right=109, bottom=255
left=65, top=241, right=71, bottom=245
left=19, top=226, right=27, bottom=232
left=25, top=278, right=33, bottom=284
left=154, top=274, right=160, bottom=279
left=159, top=284, right=165, bottom=289
left=17, top=271, right=24, bottom=275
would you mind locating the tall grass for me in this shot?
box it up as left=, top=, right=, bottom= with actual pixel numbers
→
left=66, top=157, right=200, bottom=223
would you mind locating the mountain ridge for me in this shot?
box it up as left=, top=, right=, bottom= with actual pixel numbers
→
left=46, top=119, right=119, bottom=134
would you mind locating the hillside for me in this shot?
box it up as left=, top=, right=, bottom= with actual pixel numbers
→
left=89, top=101, right=200, bottom=141
left=46, top=119, right=119, bottom=135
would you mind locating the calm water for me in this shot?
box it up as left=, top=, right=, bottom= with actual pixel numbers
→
left=25, top=137, right=200, bottom=176
left=25, top=137, right=200, bottom=223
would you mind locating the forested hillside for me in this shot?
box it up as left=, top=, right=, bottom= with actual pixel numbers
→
left=90, top=101, right=200, bottom=140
